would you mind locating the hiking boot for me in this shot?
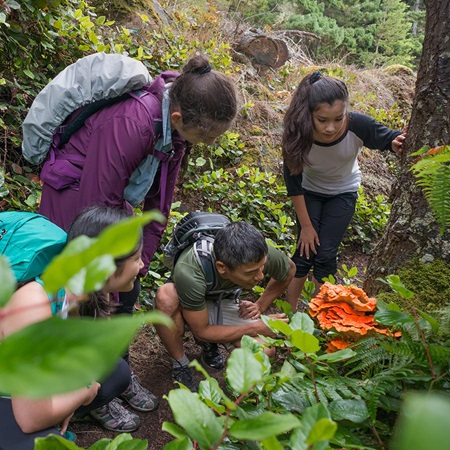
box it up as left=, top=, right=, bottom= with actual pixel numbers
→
left=120, top=373, right=159, bottom=412
left=172, top=364, right=197, bottom=392
left=199, top=342, right=224, bottom=370
left=90, top=398, right=140, bottom=432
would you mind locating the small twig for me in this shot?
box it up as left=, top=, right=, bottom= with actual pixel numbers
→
left=412, top=307, right=436, bottom=380
left=305, top=354, right=320, bottom=403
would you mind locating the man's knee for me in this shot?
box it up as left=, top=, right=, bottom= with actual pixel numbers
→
left=155, top=283, right=180, bottom=316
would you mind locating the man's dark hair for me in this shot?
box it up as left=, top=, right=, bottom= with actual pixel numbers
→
left=213, top=222, right=268, bottom=270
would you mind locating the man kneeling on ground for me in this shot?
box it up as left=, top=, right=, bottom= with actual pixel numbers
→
left=154, top=221, right=296, bottom=391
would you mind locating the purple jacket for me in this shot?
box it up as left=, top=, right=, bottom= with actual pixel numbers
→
left=38, top=71, right=186, bottom=274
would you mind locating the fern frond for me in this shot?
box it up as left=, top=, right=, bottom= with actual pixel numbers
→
left=410, top=146, right=450, bottom=233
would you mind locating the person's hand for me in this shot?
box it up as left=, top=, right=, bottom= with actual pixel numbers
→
left=60, top=413, right=74, bottom=434
left=298, top=225, right=319, bottom=259
left=266, top=313, right=289, bottom=323
left=392, top=132, right=407, bottom=155
left=82, top=381, right=101, bottom=406
left=239, top=300, right=262, bottom=320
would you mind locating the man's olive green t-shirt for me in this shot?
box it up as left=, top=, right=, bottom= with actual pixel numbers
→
left=172, top=244, right=291, bottom=311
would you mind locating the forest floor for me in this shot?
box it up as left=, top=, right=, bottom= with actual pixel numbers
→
left=71, top=247, right=370, bottom=449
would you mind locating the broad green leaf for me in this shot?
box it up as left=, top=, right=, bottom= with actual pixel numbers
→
left=199, top=377, right=227, bottom=414
left=417, top=309, right=439, bottom=332
left=265, top=316, right=293, bottom=336
left=42, top=212, right=163, bottom=294
left=261, top=435, right=284, bottom=450
left=162, top=422, right=189, bottom=439
left=229, top=411, right=300, bottom=440
left=328, top=399, right=369, bottom=423
left=226, top=348, right=263, bottom=393
left=35, top=434, right=81, bottom=449
left=391, top=393, right=450, bottom=450
left=87, top=439, right=111, bottom=450
left=167, top=389, right=222, bottom=450
left=66, top=255, right=116, bottom=296
left=0, top=256, right=16, bottom=307
left=306, top=418, right=337, bottom=444
left=163, top=437, right=193, bottom=450
left=279, top=360, right=297, bottom=381
left=290, top=312, right=315, bottom=334
left=374, top=308, right=413, bottom=327
left=0, top=312, right=171, bottom=397
left=317, top=348, right=356, bottom=362
left=290, top=329, right=320, bottom=353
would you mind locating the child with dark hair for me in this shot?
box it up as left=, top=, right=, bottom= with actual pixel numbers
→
left=37, top=54, right=238, bottom=414
left=282, top=71, right=406, bottom=310
left=0, top=206, right=148, bottom=448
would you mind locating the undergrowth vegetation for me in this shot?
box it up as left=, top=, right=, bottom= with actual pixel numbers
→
left=3, top=1, right=450, bottom=450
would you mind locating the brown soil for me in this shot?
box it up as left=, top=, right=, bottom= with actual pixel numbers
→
left=71, top=247, right=370, bottom=449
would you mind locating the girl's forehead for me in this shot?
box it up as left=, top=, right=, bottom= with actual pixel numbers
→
left=313, top=100, right=347, bottom=116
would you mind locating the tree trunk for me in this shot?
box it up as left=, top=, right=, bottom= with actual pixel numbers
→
left=234, top=30, right=290, bottom=69
left=364, top=0, right=450, bottom=293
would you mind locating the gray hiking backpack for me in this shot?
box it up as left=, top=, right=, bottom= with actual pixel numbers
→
left=163, top=211, right=237, bottom=295
left=22, top=52, right=152, bottom=165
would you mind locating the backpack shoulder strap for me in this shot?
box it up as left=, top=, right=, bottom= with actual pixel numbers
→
left=192, top=236, right=218, bottom=293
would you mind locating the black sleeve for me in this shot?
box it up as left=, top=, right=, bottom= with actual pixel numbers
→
left=283, top=163, right=304, bottom=196
left=349, top=112, right=402, bottom=152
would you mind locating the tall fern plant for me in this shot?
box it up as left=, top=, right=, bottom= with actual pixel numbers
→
left=410, top=145, right=450, bottom=234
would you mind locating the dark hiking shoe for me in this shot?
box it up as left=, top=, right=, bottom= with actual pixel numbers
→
left=120, top=373, right=159, bottom=412
left=172, top=364, right=197, bottom=392
left=199, top=342, right=224, bottom=370
left=90, top=398, right=140, bottom=432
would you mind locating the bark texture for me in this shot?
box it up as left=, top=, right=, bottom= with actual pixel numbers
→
left=364, top=0, right=450, bottom=293
left=234, top=30, right=290, bottom=69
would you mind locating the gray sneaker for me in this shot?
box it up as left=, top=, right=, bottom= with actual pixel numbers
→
left=120, top=373, right=159, bottom=412
left=172, top=364, right=197, bottom=392
left=90, top=398, right=140, bottom=432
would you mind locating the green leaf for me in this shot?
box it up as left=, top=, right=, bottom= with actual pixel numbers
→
left=162, top=422, right=189, bottom=440
left=290, top=329, right=320, bottom=353
left=42, top=212, right=163, bottom=294
left=261, top=436, right=284, bottom=450
left=23, top=69, right=35, bottom=79
left=163, top=437, right=194, bottom=450
left=226, top=348, right=263, bottom=393
left=290, top=312, right=315, bottom=334
left=417, top=309, right=439, bottom=332
left=167, top=389, right=222, bottom=450
left=0, top=313, right=171, bottom=397
left=374, top=308, right=413, bottom=327
left=0, top=256, right=16, bottom=307
left=229, top=412, right=301, bottom=440
left=306, top=418, right=337, bottom=444
left=265, top=316, right=293, bottom=336
left=391, top=393, right=450, bottom=450
left=35, top=434, right=81, bottom=449
left=317, top=348, right=355, bottom=362
left=328, top=399, right=369, bottom=423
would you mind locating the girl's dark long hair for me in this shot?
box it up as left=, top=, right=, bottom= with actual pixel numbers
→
left=67, top=206, right=142, bottom=318
left=282, top=72, right=349, bottom=175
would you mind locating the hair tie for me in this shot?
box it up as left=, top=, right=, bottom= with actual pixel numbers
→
left=197, top=65, right=212, bottom=75
left=309, top=70, right=322, bottom=85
